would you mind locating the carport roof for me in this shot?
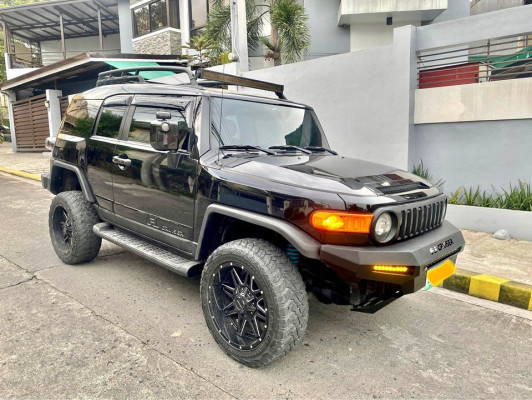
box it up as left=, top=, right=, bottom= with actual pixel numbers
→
left=0, top=0, right=120, bottom=42
left=0, top=53, right=183, bottom=91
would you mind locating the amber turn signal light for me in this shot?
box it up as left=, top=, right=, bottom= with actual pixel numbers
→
left=372, top=265, right=413, bottom=275
left=310, top=211, right=373, bottom=233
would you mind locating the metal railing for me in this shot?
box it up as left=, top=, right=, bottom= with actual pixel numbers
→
left=417, top=34, right=532, bottom=89
left=8, top=49, right=121, bottom=69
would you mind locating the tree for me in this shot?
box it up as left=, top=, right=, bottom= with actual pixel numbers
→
left=204, top=0, right=310, bottom=67
left=183, top=36, right=220, bottom=67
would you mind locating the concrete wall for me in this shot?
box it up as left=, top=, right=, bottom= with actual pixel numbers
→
left=432, top=0, right=470, bottom=22
left=243, top=26, right=416, bottom=170
left=40, top=34, right=121, bottom=65
left=415, top=78, right=532, bottom=123
left=349, top=20, right=419, bottom=51
left=470, top=0, right=524, bottom=15
left=304, top=0, right=349, bottom=59
left=413, top=119, right=532, bottom=193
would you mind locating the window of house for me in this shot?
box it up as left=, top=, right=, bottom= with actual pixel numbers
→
left=133, top=0, right=180, bottom=38
left=189, top=0, right=208, bottom=37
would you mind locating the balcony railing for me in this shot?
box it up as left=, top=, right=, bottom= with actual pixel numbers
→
left=417, top=34, right=532, bottom=89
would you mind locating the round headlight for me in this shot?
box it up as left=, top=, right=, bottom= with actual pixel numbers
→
left=374, top=212, right=394, bottom=243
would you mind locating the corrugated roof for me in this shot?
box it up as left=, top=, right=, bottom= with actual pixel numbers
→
left=0, top=0, right=119, bottom=42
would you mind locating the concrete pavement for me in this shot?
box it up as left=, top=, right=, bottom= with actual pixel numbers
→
left=0, top=141, right=531, bottom=310
left=1, top=172, right=531, bottom=398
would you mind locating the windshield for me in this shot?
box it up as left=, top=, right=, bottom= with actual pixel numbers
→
left=210, top=97, right=329, bottom=150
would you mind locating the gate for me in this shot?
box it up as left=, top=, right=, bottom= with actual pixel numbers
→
left=12, top=94, right=49, bottom=151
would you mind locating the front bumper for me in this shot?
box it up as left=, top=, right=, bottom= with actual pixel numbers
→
left=320, top=221, right=465, bottom=295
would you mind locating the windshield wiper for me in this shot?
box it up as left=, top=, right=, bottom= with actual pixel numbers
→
left=269, top=145, right=312, bottom=154
left=219, top=145, right=276, bottom=155
left=304, top=146, right=338, bottom=155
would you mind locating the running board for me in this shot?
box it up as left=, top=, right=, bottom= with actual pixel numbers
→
left=93, top=223, right=203, bottom=277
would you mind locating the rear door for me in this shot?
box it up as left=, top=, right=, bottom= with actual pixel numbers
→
left=111, top=95, right=199, bottom=254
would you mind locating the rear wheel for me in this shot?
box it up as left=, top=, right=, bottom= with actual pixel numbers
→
left=49, top=191, right=101, bottom=264
left=200, top=239, right=308, bottom=367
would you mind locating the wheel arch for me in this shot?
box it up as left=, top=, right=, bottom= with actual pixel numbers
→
left=195, top=203, right=321, bottom=261
left=49, top=160, right=95, bottom=203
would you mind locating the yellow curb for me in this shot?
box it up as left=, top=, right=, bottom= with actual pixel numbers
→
left=441, top=269, right=532, bottom=311
left=469, top=274, right=510, bottom=302
left=0, top=166, right=42, bottom=181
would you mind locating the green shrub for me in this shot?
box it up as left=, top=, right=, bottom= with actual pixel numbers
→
left=411, top=159, right=445, bottom=189
left=449, top=180, right=531, bottom=211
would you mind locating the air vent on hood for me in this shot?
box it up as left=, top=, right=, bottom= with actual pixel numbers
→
left=377, top=182, right=429, bottom=194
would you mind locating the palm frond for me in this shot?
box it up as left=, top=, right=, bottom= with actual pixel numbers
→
left=270, top=0, right=310, bottom=64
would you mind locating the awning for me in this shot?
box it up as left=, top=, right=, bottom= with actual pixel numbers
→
left=105, top=61, right=176, bottom=80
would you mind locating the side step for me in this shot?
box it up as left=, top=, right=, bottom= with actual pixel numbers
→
left=93, top=223, right=203, bottom=277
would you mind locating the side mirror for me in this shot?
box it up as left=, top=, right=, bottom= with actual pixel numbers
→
left=150, top=119, right=190, bottom=152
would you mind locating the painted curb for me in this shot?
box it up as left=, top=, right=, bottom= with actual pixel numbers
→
left=0, top=166, right=42, bottom=182
left=437, top=268, right=532, bottom=311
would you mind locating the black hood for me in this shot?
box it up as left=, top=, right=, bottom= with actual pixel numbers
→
left=209, top=154, right=434, bottom=197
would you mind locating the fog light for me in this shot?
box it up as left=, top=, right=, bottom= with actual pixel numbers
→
left=373, top=265, right=412, bottom=275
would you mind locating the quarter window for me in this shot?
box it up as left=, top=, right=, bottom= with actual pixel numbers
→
left=95, top=106, right=126, bottom=139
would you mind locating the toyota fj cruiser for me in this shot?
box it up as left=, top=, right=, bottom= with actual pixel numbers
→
left=42, top=67, right=464, bottom=367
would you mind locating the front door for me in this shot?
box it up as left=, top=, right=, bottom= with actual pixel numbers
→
left=111, top=95, right=198, bottom=254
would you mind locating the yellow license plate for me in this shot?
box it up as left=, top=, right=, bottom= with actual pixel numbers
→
left=427, top=259, right=456, bottom=286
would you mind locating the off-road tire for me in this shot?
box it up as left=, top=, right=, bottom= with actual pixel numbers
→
left=200, top=239, right=308, bottom=368
left=49, top=191, right=102, bottom=264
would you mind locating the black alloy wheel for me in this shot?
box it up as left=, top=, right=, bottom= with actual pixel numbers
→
left=48, top=191, right=102, bottom=264
left=200, top=238, right=309, bottom=368
left=208, top=262, right=269, bottom=350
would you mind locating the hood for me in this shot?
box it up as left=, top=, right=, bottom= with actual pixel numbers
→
left=209, top=153, right=434, bottom=197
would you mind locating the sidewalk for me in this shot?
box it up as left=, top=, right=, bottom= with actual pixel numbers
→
left=0, top=142, right=531, bottom=310
left=0, top=142, right=51, bottom=179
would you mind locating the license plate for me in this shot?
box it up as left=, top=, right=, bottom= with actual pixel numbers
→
left=427, top=259, right=456, bottom=286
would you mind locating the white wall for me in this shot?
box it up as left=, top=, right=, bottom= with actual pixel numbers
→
left=40, top=34, right=121, bottom=65
left=415, top=78, right=532, bottom=123
left=350, top=20, right=419, bottom=51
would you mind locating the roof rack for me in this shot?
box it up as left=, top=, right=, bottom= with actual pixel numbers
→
left=196, top=69, right=286, bottom=99
left=96, top=66, right=286, bottom=99
left=96, top=66, right=196, bottom=87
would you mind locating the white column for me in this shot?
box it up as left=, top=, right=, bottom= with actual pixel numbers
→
left=180, top=0, right=190, bottom=53
left=5, top=90, right=17, bottom=152
left=117, top=0, right=133, bottom=53
left=46, top=90, right=63, bottom=139
left=230, top=0, right=249, bottom=73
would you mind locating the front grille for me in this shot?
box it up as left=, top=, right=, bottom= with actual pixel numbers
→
left=396, top=198, right=446, bottom=241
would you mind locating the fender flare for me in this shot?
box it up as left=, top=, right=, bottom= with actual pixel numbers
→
left=50, top=160, right=95, bottom=203
left=195, top=203, right=321, bottom=260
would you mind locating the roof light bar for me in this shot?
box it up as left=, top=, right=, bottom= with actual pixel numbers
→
left=196, top=69, right=286, bottom=99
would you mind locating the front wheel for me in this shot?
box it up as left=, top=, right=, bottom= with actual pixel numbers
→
left=200, top=239, right=309, bottom=368
left=49, top=191, right=102, bottom=264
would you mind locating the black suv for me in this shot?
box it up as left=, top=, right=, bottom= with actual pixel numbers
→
left=42, top=67, right=464, bottom=367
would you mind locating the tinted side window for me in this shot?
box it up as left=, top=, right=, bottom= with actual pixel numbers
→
left=95, top=106, right=126, bottom=139
left=128, top=106, right=186, bottom=145
left=59, top=95, right=102, bottom=139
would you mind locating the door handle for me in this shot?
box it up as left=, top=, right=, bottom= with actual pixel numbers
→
left=112, top=156, right=132, bottom=167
